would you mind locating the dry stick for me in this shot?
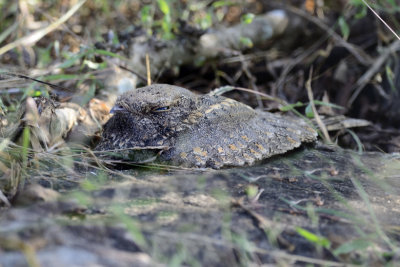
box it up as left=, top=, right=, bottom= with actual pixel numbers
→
left=0, top=72, right=72, bottom=93
left=347, top=39, right=400, bottom=107
left=123, top=10, right=288, bottom=81
left=275, top=34, right=330, bottom=95
left=232, top=199, right=297, bottom=252
left=0, top=0, right=87, bottom=56
left=145, top=53, right=151, bottom=86
left=305, top=68, right=331, bottom=143
left=210, top=85, right=289, bottom=106
left=287, top=5, right=371, bottom=66
left=361, top=0, right=400, bottom=41
left=117, top=64, right=147, bottom=83
left=231, top=199, right=271, bottom=229
left=347, top=0, right=400, bottom=108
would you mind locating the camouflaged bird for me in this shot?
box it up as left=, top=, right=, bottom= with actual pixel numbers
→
left=96, top=84, right=317, bottom=168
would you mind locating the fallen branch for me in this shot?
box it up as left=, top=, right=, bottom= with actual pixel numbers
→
left=116, top=10, right=289, bottom=81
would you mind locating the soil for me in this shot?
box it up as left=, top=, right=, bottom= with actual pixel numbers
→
left=1, top=144, right=399, bottom=266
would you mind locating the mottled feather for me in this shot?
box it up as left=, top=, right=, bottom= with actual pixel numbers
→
left=97, top=84, right=317, bottom=168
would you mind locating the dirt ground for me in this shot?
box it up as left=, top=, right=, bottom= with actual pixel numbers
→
left=1, top=145, right=400, bottom=266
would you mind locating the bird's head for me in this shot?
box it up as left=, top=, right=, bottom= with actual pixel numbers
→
left=99, top=84, right=198, bottom=149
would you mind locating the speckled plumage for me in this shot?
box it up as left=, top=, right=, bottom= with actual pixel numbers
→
left=96, top=84, right=317, bottom=168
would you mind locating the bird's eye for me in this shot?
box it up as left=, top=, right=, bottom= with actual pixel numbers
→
left=152, top=106, right=170, bottom=113
left=110, top=104, right=126, bottom=114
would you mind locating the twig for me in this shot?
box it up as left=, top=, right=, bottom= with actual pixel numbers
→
left=287, top=6, right=371, bottom=66
left=0, top=0, right=87, bottom=56
left=305, top=67, right=331, bottom=142
left=361, top=0, right=400, bottom=41
left=231, top=198, right=271, bottom=229
left=122, top=10, right=289, bottom=79
left=145, top=53, right=151, bottom=86
left=275, top=33, right=330, bottom=95
left=0, top=72, right=72, bottom=93
left=210, top=85, right=289, bottom=106
left=117, top=64, right=147, bottom=83
left=347, top=39, right=400, bottom=107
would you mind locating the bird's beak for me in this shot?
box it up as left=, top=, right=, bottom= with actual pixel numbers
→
left=110, top=105, right=126, bottom=114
